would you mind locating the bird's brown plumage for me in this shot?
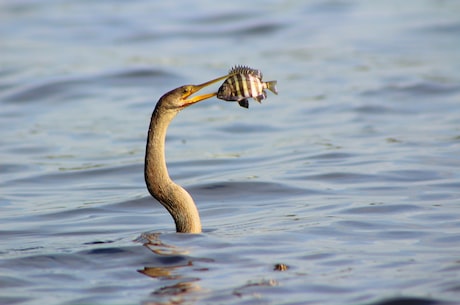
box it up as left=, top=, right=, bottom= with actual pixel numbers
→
left=144, top=75, right=230, bottom=233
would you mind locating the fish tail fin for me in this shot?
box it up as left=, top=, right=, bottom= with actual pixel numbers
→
left=265, top=81, right=278, bottom=95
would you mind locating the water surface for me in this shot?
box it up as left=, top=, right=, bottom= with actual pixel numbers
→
left=1, top=1, right=460, bottom=304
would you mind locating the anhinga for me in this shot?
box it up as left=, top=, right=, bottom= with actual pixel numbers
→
left=144, top=74, right=230, bottom=233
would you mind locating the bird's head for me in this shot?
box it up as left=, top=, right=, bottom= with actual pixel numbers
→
left=160, top=74, right=231, bottom=110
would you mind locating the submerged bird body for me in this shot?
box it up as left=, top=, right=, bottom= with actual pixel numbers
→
left=217, top=65, right=278, bottom=108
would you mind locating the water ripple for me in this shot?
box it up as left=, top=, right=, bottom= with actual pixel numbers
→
left=1, top=1, right=460, bottom=304
left=0, top=68, right=177, bottom=104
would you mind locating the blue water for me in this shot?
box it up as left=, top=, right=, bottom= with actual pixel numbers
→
left=1, top=1, right=460, bottom=304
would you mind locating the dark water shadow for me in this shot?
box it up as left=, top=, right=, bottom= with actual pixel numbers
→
left=0, top=68, right=179, bottom=104
left=190, top=180, right=310, bottom=202
left=120, top=14, right=286, bottom=43
left=366, top=297, right=453, bottom=305
left=360, top=81, right=460, bottom=99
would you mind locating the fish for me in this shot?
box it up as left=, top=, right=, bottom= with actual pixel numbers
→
left=217, top=65, right=278, bottom=108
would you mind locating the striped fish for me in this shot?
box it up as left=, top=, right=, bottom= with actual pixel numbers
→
left=217, top=65, right=278, bottom=108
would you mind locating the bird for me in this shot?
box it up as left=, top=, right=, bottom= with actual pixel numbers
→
left=144, top=74, right=231, bottom=233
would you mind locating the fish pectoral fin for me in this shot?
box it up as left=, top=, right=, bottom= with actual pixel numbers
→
left=238, top=99, right=249, bottom=108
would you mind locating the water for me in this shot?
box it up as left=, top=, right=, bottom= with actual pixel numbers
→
left=1, top=0, right=460, bottom=304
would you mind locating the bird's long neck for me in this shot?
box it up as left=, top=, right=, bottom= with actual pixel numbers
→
left=144, top=102, right=202, bottom=233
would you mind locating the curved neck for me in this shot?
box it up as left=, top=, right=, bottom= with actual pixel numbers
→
left=144, top=102, right=202, bottom=233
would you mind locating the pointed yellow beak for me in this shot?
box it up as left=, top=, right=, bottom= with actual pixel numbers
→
left=182, top=74, right=230, bottom=106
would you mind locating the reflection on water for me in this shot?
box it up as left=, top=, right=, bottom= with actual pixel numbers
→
left=137, top=233, right=202, bottom=304
left=1, top=0, right=460, bottom=304
left=137, top=233, right=291, bottom=305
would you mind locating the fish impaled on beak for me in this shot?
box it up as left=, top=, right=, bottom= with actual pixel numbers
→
left=181, top=74, right=233, bottom=106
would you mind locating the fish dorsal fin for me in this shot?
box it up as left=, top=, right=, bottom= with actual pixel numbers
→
left=229, top=65, right=262, bottom=79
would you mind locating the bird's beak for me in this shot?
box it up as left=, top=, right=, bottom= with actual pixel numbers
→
left=182, top=74, right=230, bottom=106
